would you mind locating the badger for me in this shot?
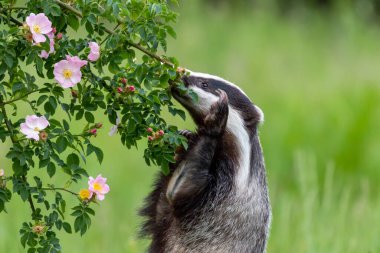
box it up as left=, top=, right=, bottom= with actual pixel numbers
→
left=140, top=71, right=271, bottom=253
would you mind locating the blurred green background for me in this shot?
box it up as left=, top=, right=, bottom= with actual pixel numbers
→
left=1, top=0, right=380, bottom=252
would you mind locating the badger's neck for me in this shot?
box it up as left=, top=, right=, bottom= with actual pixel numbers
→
left=226, top=107, right=253, bottom=191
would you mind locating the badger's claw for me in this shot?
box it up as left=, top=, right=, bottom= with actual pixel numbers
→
left=178, top=129, right=195, bottom=140
left=203, top=89, right=229, bottom=137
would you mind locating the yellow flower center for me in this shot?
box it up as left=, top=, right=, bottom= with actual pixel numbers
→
left=93, top=183, right=102, bottom=191
left=63, top=69, right=72, bottom=79
left=33, top=25, right=41, bottom=34
left=34, top=127, right=40, bottom=132
left=79, top=189, right=91, bottom=200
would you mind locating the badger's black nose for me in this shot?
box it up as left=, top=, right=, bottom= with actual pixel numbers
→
left=182, top=75, right=190, bottom=87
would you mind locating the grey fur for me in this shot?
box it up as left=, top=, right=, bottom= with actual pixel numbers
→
left=140, top=72, right=271, bottom=253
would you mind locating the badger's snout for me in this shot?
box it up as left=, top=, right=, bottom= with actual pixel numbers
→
left=181, top=75, right=190, bottom=87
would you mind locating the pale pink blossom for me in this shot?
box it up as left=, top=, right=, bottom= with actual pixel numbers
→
left=25, top=13, right=52, bottom=43
left=87, top=42, right=100, bottom=61
left=88, top=174, right=110, bottom=201
left=20, top=115, right=49, bottom=141
left=108, top=115, right=121, bottom=136
left=53, top=59, right=82, bottom=88
left=65, top=55, right=88, bottom=68
left=0, top=169, right=4, bottom=177
left=40, top=32, right=55, bottom=59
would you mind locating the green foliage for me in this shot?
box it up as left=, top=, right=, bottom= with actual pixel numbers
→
left=0, top=0, right=188, bottom=251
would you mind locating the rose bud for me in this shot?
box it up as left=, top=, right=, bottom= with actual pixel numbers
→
left=120, top=78, right=127, bottom=85
left=176, top=67, right=186, bottom=73
left=32, top=224, right=45, bottom=235
left=128, top=85, right=136, bottom=92
left=89, top=129, right=97, bottom=135
left=117, top=87, right=123, bottom=94
left=95, top=123, right=103, bottom=129
left=71, top=90, right=78, bottom=98
left=39, top=131, right=48, bottom=141
left=52, top=27, right=57, bottom=34
left=158, top=130, right=164, bottom=136
left=56, top=33, right=63, bottom=40
left=147, top=127, right=153, bottom=133
left=148, top=136, right=154, bottom=141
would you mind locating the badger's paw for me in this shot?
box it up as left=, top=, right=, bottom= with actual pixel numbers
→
left=178, top=129, right=195, bottom=140
left=203, top=89, right=229, bottom=137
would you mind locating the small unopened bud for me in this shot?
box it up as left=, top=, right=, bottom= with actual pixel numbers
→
left=120, top=78, right=127, bottom=85
left=56, top=33, right=63, bottom=40
left=32, top=224, right=45, bottom=235
left=0, top=169, right=4, bottom=177
left=24, top=32, right=33, bottom=42
left=71, top=90, right=78, bottom=98
left=117, top=87, right=123, bottom=94
left=95, top=123, right=103, bottom=129
left=39, top=131, right=48, bottom=141
left=89, top=129, right=97, bottom=135
left=147, top=127, right=153, bottom=133
left=177, top=67, right=186, bottom=74
left=158, top=130, right=164, bottom=136
left=148, top=136, right=154, bottom=141
left=52, top=27, right=57, bottom=34
left=128, top=85, right=136, bottom=92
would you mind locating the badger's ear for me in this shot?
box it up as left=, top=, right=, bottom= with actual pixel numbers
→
left=254, top=105, right=264, bottom=123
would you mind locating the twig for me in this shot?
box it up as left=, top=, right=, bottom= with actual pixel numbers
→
left=0, top=11, right=23, bottom=26
left=4, top=88, right=43, bottom=105
left=41, top=187, right=78, bottom=196
left=0, top=95, right=37, bottom=216
left=54, top=0, right=175, bottom=68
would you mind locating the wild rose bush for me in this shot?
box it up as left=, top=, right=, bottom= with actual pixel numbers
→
left=0, top=0, right=190, bottom=252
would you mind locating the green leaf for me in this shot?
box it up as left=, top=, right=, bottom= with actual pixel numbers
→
left=67, top=14, right=79, bottom=31
left=62, top=222, right=72, bottom=234
left=47, top=162, right=56, bottom=177
left=56, top=136, right=68, bottom=153
left=84, top=111, right=95, bottom=123
left=67, top=153, right=80, bottom=166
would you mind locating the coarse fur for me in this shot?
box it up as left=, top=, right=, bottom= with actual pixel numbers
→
left=139, top=71, right=271, bottom=253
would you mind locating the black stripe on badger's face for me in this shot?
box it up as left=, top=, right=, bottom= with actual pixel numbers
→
left=172, top=72, right=263, bottom=129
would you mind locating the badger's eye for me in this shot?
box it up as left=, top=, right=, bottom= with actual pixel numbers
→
left=201, top=81, right=208, bottom=88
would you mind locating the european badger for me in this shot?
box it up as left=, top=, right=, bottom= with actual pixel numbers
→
left=140, top=72, right=271, bottom=253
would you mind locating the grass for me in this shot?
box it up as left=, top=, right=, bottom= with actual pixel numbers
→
left=1, top=2, right=380, bottom=252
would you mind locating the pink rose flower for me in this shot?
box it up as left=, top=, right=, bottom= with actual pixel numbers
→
left=54, top=60, right=83, bottom=88
left=88, top=42, right=100, bottom=61
left=25, top=13, right=53, bottom=43
left=40, top=32, right=55, bottom=59
left=88, top=174, right=110, bottom=201
left=65, top=55, right=88, bottom=68
left=20, top=115, right=49, bottom=141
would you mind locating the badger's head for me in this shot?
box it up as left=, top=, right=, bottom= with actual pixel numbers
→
left=171, top=71, right=264, bottom=132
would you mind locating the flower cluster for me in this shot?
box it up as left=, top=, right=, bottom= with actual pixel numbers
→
left=25, top=13, right=100, bottom=88
left=147, top=128, right=165, bottom=141
left=117, top=78, right=136, bottom=94
left=79, top=174, right=110, bottom=201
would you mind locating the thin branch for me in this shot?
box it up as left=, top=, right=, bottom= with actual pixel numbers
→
left=0, top=11, right=23, bottom=26
left=54, top=0, right=175, bottom=68
left=41, top=187, right=78, bottom=196
left=0, top=94, right=37, bottom=216
left=4, top=88, right=43, bottom=105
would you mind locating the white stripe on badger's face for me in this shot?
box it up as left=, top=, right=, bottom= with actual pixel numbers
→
left=190, top=86, right=219, bottom=113
left=188, top=71, right=264, bottom=122
left=188, top=71, right=248, bottom=97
